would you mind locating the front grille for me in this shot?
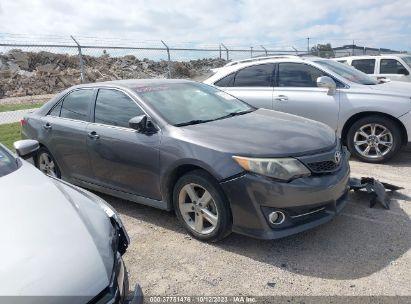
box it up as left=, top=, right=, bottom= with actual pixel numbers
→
left=307, top=160, right=340, bottom=173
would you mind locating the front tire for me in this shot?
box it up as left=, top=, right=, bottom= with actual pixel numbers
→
left=347, top=115, right=402, bottom=163
left=173, top=170, right=232, bottom=242
left=35, top=147, right=61, bottom=178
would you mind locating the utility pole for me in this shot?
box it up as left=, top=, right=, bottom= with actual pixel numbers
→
left=307, top=37, right=310, bottom=54
left=352, top=40, right=355, bottom=56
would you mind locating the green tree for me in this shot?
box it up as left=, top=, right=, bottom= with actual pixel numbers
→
left=311, top=43, right=335, bottom=58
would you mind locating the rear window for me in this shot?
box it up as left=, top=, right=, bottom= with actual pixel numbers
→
left=351, top=59, right=376, bottom=74
left=0, top=146, right=18, bottom=177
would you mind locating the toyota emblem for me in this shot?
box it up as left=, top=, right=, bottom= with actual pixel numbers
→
left=334, top=151, right=342, bottom=164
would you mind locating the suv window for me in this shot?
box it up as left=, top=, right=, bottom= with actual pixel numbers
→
left=380, top=59, right=408, bottom=74
left=214, top=73, right=235, bottom=87
left=351, top=59, right=375, bottom=74
left=278, top=63, right=326, bottom=87
left=233, top=64, right=274, bottom=87
left=94, top=89, right=144, bottom=128
left=60, top=89, right=93, bottom=121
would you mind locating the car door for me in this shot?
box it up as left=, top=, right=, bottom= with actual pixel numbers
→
left=215, top=63, right=275, bottom=109
left=379, top=58, right=410, bottom=81
left=272, top=62, right=340, bottom=130
left=86, top=88, right=161, bottom=200
left=40, top=88, right=95, bottom=181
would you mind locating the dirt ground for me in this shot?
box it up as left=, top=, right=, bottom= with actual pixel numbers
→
left=103, top=153, right=411, bottom=299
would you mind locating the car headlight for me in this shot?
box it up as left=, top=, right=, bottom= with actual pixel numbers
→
left=233, top=156, right=311, bottom=181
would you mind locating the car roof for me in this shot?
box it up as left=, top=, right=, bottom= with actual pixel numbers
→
left=336, top=54, right=409, bottom=60
left=209, top=56, right=327, bottom=76
left=71, top=78, right=194, bottom=90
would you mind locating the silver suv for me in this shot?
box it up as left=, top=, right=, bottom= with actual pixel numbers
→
left=204, top=56, right=411, bottom=163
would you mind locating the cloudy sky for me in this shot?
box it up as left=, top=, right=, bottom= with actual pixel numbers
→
left=1, top=0, right=411, bottom=51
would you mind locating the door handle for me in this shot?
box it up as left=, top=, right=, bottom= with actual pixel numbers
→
left=43, top=123, right=52, bottom=130
left=274, top=95, right=288, bottom=102
left=88, top=131, right=100, bottom=139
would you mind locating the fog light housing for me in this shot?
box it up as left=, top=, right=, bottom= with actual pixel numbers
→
left=268, top=211, right=285, bottom=225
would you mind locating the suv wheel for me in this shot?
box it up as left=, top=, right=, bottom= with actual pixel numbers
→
left=173, top=170, right=232, bottom=242
left=347, top=115, right=402, bottom=163
left=36, top=147, right=61, bottom=178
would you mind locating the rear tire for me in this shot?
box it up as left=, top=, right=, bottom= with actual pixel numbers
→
left=35, top=147, right=61, bottom=178
left=173, top=170, right=232, bottom=242
left=346, top=115, right=402, bottom=163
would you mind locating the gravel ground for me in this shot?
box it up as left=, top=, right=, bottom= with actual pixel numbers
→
left=102, top=153, right=411, bottom=299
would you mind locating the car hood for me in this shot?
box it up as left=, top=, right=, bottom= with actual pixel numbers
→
left=175, top=108, right=336, bottom=157
left=0, top=161, right=114, bottom=302
left=367, top=81, right=411, bottom=98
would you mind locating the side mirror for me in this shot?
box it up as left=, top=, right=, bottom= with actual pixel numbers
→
left=128, top=115, right=157, bottom=134
left=398, top=68, right=409, bottom=76
left=13, top=139, right=39, bottom=159
left=317, top=76, right=337, bottom=95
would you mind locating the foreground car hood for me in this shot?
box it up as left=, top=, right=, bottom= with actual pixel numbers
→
left=0, top=161, right=114, bottom=301
left=368, top=81, right=411, bottom=98
left=177, top=109, right=336, bottom=157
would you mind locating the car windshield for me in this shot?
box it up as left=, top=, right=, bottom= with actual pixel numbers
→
left=401, top=56, right=411, bottom=68
left=0, top=145, right=18, bottom=177
left=314, top=59, right=378, bottom=85
left=134, top=82, right=254, bottom=126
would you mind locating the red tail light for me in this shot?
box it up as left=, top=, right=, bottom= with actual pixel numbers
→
left=20, top=119, right=27, bottom=126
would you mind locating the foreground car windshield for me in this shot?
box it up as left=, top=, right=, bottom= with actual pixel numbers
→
left=134, top=83, right=253, bottom=126
left=315, top=59, right=378, bottom=85
left=0, top=146, right=18, bottom=177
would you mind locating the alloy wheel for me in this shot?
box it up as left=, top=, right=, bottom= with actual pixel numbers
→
left=178, top=183, right=219, bottom=235
left=353, top=123, right=393, bottom=159
left=38, top=152, right=57, bottom=177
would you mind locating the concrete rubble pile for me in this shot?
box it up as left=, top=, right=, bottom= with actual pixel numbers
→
left=0, top=49, right=226, bottom=98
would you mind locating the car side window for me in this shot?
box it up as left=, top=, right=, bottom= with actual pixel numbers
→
left=94, top=89, right=144, bottom=128
left=60, top=89, right=93, bottom=121
left=351, top=59, right=375, bottom=74
left=48, top=101, right=62, bottom=116
left=233, top=64, right=274, bottom=87
left=214, top=73, right=235, bottom=87
left=380, top=59, right=408, bottom=74
left=278, top=63, right=327, bottom=87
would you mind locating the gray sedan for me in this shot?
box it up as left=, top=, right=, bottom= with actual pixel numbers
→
left=22, top=79, right=350, bottom=241
left=0, top=140, right=142, bottom=304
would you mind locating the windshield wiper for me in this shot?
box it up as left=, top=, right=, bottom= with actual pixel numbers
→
left=215, top=109, right=254, bottom=120
left=174, top=110, right=254, bottom=127
left=174, top=119, right=214, bottom=127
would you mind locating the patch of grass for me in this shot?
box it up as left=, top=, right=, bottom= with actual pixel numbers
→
left=0, top=102, right=44, bottom=113
left=0, top=122, right=21, bottom=150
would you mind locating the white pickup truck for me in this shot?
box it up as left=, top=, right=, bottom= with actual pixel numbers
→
left=335, top=54, right=411, bottom=82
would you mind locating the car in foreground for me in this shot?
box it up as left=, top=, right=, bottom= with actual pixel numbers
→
left=204, top=55, right=411, bottom=163
left=335, top=54, right=411, bottom=82
left=0, top=140, right=142, bottom=304
left=21, top=79, right=350, bottom=241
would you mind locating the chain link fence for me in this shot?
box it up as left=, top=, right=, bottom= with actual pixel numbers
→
left=0, top=38, right=302, bottom=124
left=0, top=35, right=407, bottom=124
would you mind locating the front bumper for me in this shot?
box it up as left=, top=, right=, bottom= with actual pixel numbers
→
left=89, top=254, right=143, bottom=304
left=220, top=153, right=350, bottom=240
